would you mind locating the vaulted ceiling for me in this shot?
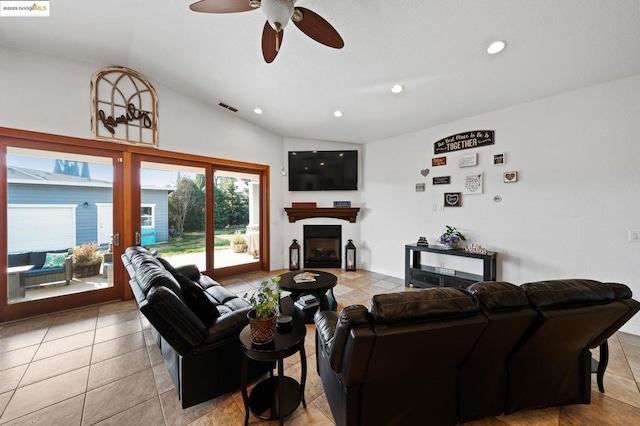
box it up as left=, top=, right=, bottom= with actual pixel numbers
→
left=1, top=0, right=639, bottom=143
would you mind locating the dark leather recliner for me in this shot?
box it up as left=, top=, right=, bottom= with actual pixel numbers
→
left=459, top=281, right=538, bottom=422
left=315, top=279, right=639, bottom=425
left=506, top=279, right=635, bottom=413
left=121, top=246, right=271, bottom=408
left=314, top=287, right=488, bottom=426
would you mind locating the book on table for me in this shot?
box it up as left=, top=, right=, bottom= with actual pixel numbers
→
left=293, top=272, right=319, bottom=283
left=294, top=294, right=319, bottom=310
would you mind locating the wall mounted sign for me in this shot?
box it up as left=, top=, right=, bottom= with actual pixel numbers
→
left=459, top=152, right=478, bottom=168
left=434, top=130, right=494, bottom=154
left=415, top=183, right=426, bottom=192
left=432, top=156, right=447, bottom=166
left=464, top=173, right=483, bottom=194
left=420, top=168, right=430, bottom=177
left=333, top=201, right=351, bottom=207
left=444, top=192, right=462, bottom=207
left=494, top=153, right=505, bottom=165
left=504, top=171, right=518, bottom=183
left=433, top=176, right=451, bottom=185
left=91, top=66, right=159, bottom=147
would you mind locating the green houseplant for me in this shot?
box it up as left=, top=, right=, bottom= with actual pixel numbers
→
left=438, top=225, right=467, bottom=249
left=72, top=242, right=104, bottom=277
left=231, top=230, right=247, bottom=253
left=244, top=276, right=281, bottom=344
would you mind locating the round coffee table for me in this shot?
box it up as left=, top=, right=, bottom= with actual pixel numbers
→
left=278, top=270, right=338, bottom=323
left=239, top=321, right=307, bottom=426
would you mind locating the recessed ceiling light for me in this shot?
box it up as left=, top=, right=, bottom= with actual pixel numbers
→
left=487, top=40, right=507, bottom=55
left=333, top=110, right=343, bottom=117
left=253, top=108, right=263, bottom=114
left=391, top=84, right=404, bottom=93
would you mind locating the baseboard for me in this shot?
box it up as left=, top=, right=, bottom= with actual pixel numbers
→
left=619, top=322, right=640, bottom=337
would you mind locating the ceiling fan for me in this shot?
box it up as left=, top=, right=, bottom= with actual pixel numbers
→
left=189, top=0, right=344, bottom=63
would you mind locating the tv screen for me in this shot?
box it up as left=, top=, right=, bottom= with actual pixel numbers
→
left=288, top=150, right=358, bottom=191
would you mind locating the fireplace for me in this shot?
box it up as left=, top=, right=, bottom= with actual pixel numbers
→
left=304, top=225, right=341, bottom=268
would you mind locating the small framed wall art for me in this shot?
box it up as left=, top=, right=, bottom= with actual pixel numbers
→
left=432, top=156, right=447, bottom=166
left=444, top=192, right=462, bottom=207
left=459, top=153, right=477, bottom=168
left=494, top=153, right=505, bottom=165
left=464, top=173, right=483, bottom=194
left=503, top=171, right=518, bottom=183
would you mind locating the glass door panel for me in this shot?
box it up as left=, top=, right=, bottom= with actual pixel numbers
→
left=140, top=161, right=207, bottom=270
left=6, top=147, right=115, bottom=304
left=213, top=169, right=260, bottom=271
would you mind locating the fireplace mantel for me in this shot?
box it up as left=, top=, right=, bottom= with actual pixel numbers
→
left=284, top=207, right=360, bottom=223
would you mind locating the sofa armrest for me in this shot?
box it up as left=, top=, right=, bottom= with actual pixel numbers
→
left=195, top=306, right=253, bottom=354
left=325, top=305, right=370, bottom=373
left=65, top=255, right=74, bottom=281
left=314, top=310, right=339, bottom=351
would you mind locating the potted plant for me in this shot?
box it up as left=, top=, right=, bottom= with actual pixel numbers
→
left=231, top=230, right=247, bottom=253
left=72, top=242, right=104, bottom=277
left=438, top=225, right=467, bottom=249
left=244, top=276, right=281, bottom=344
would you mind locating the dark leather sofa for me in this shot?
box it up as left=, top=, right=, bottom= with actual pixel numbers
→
left=8, top=248, right=73, bottom=287
left=314, top=279, right=639, bottom=426
left=121, top=246, right=271, bottom=408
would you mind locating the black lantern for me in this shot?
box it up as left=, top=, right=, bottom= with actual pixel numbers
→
left=289, top=239, right=301, bottom=270
left=345, top=239, right=356, bottom=271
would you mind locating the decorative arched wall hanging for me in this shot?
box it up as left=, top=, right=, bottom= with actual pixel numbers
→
left=91, top=66, right=159, bottom=147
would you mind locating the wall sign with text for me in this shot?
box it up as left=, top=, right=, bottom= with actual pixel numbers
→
left=91, top=66, right=159, bottom=147
left=434, top=130, right=494, bottom=154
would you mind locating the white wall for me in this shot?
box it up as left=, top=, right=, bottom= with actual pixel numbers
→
left=0, top=46, right=286, bottom=270
left=362, top=74, right=640, bottom=334
left=281, top=138, right=362, bottom=268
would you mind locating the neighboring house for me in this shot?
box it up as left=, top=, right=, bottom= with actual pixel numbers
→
left=7, top=166, right=171, bottom=252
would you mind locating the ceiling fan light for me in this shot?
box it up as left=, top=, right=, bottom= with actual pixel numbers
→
left=262, top=0, right=295, bottom=31
left=254, top=108, right=263, bottom=114
left=333, top=110, right=343, bottom=118
left=391, top=84, right=404, bottom=93
left=487, top=40, right=507, bottom=55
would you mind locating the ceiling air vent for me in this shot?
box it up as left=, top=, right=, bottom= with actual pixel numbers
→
left=218, top=102, right=238, bottom=113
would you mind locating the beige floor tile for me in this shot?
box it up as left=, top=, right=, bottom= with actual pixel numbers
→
left=147, top=340, right=164, bottom=367
left=96, top=309, right=140, bottom=329
left=33, top=330, right=95, bottom=361
left=142, top=328, right=156, bottom=347
left=0, top=328, right=48, bottom=354
left=0, top=366, right=88, bottom=423
left=51, top=306, right=99, bottom=326
left=618, top=331, right=640, bottom=348
left=94, top=396, right=164, bottom=426
left=93, top=318, right=142, bottom=344
left=91, top=331, right=146, bottom=364
left=82, top=369, right=157, bottom=425
left=187, top=394, right=245, bottom=426
left=0, top=364, right=28, bottom=394
left=560, top=390, right=640, bottom=425
left=160, top=388, right=224, bottom=426
left=97, top=300, right=138, bottom=316
left=0, top=391, right=13, bottom=416
left=370, top=279, right=403, bottom=290
left=0, top=344, right=38, bottom=372
left=20, top=346, right=92, bottom=387
left=152, top=364, right=175, bottom=394
left=0, top=394, right=84, bottom=426
left=43, top=317, right=97, bottom=342
left=88, top=347, right=151, bottom=390
left=591, top=370, right=640, bottom=408
left=286, top=404, right=335, bottom=426
left=495, top=406, right=559, bottom=425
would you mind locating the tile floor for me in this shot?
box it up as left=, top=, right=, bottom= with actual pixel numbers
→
left=1, top=269, right=639, bottom=425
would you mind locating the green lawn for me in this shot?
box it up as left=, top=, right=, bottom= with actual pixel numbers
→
left=147, top=229, right=244, bottom=256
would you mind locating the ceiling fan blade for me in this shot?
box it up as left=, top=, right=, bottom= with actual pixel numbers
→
left=293, top=7, right=344, bottom=49
left=189, top=0, right=255, bottom=14
left=262, top=21, right=283, bottom=63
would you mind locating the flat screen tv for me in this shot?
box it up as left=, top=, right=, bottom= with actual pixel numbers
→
left=288, top=150, right=358, bottom=191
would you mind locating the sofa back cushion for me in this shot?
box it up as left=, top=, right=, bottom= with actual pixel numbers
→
left=370, top=287, right=479, bottom=324
left=135, top=263, right=183, bottom=300
left=522, top=279, right=615, bottom=308
left=8, top=252, right=30, bottom=268
left=175, top=273, right=220, bottom=326
left=468, top=281, right=530, bottom=311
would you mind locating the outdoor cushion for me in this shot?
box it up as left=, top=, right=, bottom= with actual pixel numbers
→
left=29, top=249, right=68, bottom=270
left=43, top=252, right=67, bottom=268
left=8, top=252, right=30, bottom=267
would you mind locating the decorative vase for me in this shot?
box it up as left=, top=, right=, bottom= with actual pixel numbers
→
left=247, top=310, right=277, bottom=345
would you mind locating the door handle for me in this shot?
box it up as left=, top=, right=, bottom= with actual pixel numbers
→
left=113, top=233, right=120, bottom=247
left=135, top=231, right=141, bottom=245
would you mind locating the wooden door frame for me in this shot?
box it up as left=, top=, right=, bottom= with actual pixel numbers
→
left=0, top=127, right=271, bottom=322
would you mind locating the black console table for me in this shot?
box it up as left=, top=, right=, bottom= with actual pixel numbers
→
left=405, top=244, right=497, bottom=289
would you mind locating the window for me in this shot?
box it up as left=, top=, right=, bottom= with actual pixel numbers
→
left=141, top=204, right=155, bottom=228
